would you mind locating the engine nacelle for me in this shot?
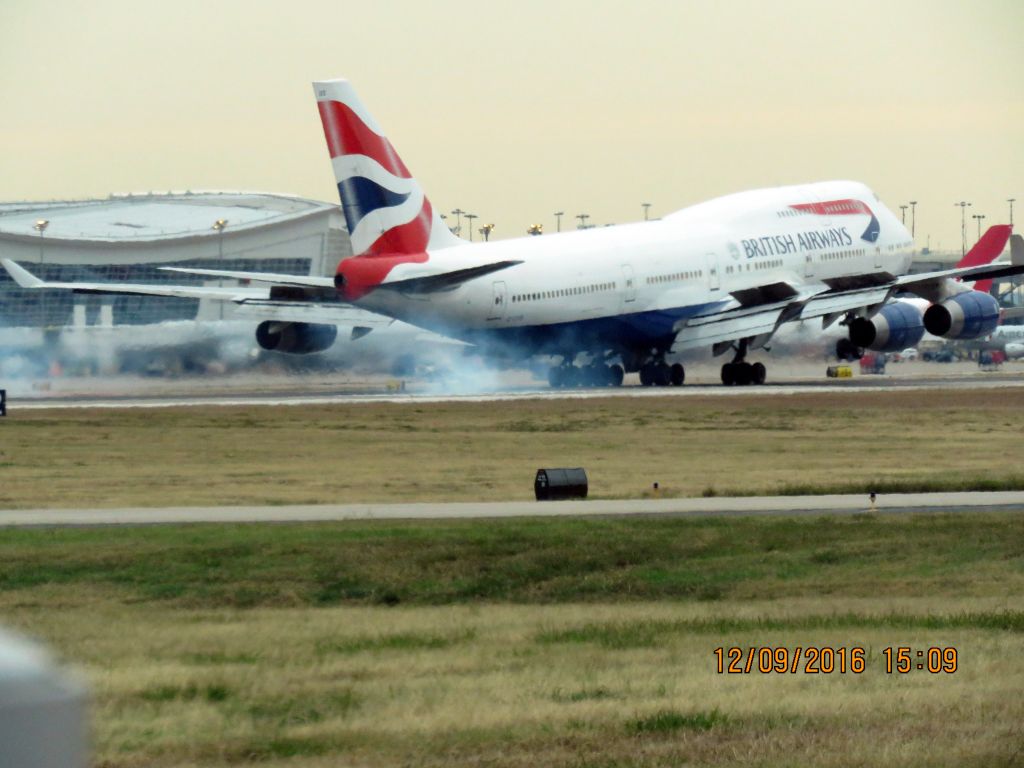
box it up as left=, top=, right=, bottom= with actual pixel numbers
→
left=848, top=302, right=925, bottom=352
left=923, top=292, right=1000, bottom=340
left=255, top=321, right=338, bottom=354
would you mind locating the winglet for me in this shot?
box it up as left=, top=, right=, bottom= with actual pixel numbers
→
left=1, top=259, right=45, bottom=288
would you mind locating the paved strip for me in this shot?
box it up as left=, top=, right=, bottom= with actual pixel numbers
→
left=2, top=492, right=1023, bottom=527
left=6, top=373, right=1024, bottom=411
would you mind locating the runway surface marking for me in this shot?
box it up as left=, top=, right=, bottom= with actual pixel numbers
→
left=3, top=491, right=1023, bottom=526
left=11, top=377, right=1024, bottom=410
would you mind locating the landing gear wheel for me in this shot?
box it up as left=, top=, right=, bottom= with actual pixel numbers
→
left=669, top=363, right=685, bottom=386
left=733, top=362, right=752, bottom=386
left=751, top=362, right=766, bottom=385
left=639, top=363, right=655, bottom=387
left=835, top=337, right=863, bottom=362
left=609, top=364, right=625, bottom=387
left=654, top=362, right=671, bottom=386
left=721, top=363, right=735, bottom=386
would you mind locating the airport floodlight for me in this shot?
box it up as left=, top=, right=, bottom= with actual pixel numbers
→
left=451, top=208, right=464, bottom=236
left=212, top=219, right=229, bottom=320
left=480, top=223, right=495, bottom=242
left=527, top=224, right=543, bottom=236
left=955, top=201, right=972, bottom=257
left=576, top=213, right=590, bottom=229
left=642, top=202, right=652, bottom=221
left=899, top=204, right=908, bottom=224
left=464, top=213, right=478, bottom=241
left=973, top=213, right=986, bottom=241
left=1009, top=198, right=1016, bottom=227
left=33, top=219, right=49, bottom=233
left=554, top=211, right=564, bottom=232
left=909, top=201, right=917, bottom=240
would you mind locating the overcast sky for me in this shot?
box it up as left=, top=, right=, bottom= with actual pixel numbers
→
left=1, top=0, right=1021, bottom=251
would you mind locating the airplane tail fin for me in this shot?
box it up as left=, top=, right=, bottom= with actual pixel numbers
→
left=958, top=224, right=1012, bottom=293
left=313, top=79, right=464, bottom=257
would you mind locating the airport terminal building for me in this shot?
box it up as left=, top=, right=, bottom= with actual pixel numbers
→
left=0, top=192, right=350, bottom=329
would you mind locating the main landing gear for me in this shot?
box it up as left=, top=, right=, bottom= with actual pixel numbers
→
left=548, top=362, right=625, bottom=388
left=638, top=360, right=685, bottom=387
left=720, top=340, right=767, bottom=386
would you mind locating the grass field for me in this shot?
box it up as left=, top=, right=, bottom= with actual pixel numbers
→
left=3, top=514, right=1023, bottom=767
left=3, top=388, right=1024, bottom=508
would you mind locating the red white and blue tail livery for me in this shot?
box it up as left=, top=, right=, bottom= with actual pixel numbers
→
left=315, top=79, right=467, bottom=301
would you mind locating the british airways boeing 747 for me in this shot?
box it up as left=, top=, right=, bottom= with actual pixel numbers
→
left=5, top=79, right=1021, bottom=387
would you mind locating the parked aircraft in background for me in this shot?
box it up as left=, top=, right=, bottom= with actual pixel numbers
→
left=5, top=79, right=1024, bottom=387
left=981, top=323, right=1024, bottom=359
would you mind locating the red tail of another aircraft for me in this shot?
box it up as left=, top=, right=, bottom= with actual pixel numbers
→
left=958, top=224, right=1013, bottom=293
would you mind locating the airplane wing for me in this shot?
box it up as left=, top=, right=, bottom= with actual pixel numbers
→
left=674, top=254, right=1024, bottom=353
left=160, top=266, right=335, bottom=288
left=162, top=260, right=523, bottom=295
left=1, top=258, right=396, bottom=329
left=2, top=258, right=269, bottom=301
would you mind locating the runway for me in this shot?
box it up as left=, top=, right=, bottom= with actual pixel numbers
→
left=3, top=491, right=1023, bottom=527
left=10, top=371, right=1024, bottom=410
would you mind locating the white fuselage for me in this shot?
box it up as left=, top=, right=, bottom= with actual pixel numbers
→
left=355, top=180, right=914, bottom=355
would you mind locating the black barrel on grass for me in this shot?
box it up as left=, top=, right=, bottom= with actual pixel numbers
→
left=534, top=468, right=588, bottom=501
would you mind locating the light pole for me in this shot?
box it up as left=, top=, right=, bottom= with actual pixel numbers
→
left=973, top=213, right=986, bottom=241
left=554, top=211, right=563, bottom=233
left=899, top=204, right=908, bottom=225
left=451, top=208, right=464, bottom=236
left=480, top=223, right=494, bottom=242
left=1009, top=198, right=1016, bottom=228
left=33, top=218, right=49, bottom=263
left=642, top=202, right=652, bottom=221
left=464, top=213, right=477, bottom=242
left=909, top=200, right=917, bottom=240
left=576, top=213, right=589, bottom=229
left=212, top=218, right=229, bottom=320
left=34, top=219, right=49, bottom=325
left=955, top=201, right=972, bottom=257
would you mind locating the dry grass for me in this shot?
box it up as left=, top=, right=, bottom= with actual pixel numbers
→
left=4, top=598, right=1022, bottom=767
left=3, top=388, right=1024, bottom=508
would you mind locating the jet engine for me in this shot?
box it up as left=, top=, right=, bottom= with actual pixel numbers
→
left=847, top=302, right=925, bottom=352
left=923, top=292, right=1000, bottom=340
left=255, top=321, right=338, bottom=354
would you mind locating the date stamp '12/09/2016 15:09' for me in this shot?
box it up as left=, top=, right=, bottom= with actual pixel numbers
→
left=713, top=646, right=959, bottom=675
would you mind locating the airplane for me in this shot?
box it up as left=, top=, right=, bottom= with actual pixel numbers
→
left=979, top=323, right=1024, bottom=360
left=5, top=78, right=1024, bottom=388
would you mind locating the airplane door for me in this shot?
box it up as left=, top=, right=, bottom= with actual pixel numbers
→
left=804, top=252, right=815, bottom=278
left=705, top=253, right=721, bottom=290
left=487, top=281, right=508, bottom=321
left=874, top=246, right=882, bottom=269
left=621, top=265, right=636, bottom=303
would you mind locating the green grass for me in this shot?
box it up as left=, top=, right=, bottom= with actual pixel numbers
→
left=535, top=611, right=1024, bottom=648
left=628, top=708, right=729, bottom=734
left=2, top=513, right=1023, bottom=607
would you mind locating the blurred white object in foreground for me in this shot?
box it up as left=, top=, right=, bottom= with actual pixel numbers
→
left=0, top=626, right=88, bottom=767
